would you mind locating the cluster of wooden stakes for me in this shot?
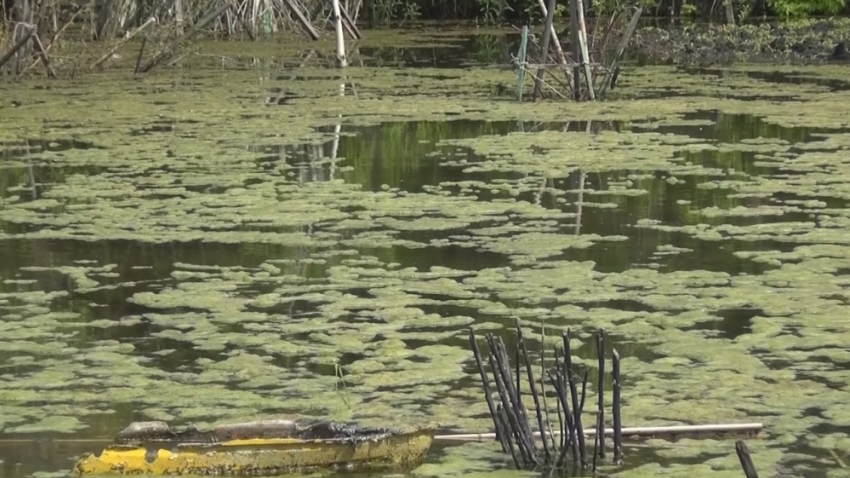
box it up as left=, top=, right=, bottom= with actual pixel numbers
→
left=459, top=322, right=764, bottom=477
left=510, top=0, right=643, bottom=102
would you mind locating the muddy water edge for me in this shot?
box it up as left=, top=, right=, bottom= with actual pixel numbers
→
left=2, top=29, right=850, bottom=478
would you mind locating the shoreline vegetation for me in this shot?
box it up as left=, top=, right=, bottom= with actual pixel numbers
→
left=2, top=0, right=850, bottom=79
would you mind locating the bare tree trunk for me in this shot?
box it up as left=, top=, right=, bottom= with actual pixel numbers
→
left=175, top=0, right=184, bottom=32
left=724, top=0, right=735, bottom=24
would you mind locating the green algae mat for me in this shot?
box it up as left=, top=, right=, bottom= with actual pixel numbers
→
left=3, top=28, right=850, bottom=478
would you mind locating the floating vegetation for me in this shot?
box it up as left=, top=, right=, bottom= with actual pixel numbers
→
left=4, top=28, right=850, bottom=478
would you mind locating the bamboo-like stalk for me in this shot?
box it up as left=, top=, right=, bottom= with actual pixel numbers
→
left=469, top=330, right=509, bottom=454
left=596, top=330, right=605, bottom=459
left=516, top=25, right=528, bottom=101
left=532, top=0, right=556, bottom=99
left=612, top=349, right=623, bottom=464
left=517, top=321, right=551, bottom=462
left=564, top=330, right=587, bottom=467
left=569, top=0, right=580, bottom=100
left=574, top=0, right=595, bottom=100
left=331, top=0, right=345, bottom=67
left=433, top=423, right=765, bottom=444
left=487, top=336, right=534, bottom=466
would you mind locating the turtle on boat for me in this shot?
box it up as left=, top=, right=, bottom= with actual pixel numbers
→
left=73, top=419, right=437, bottom=476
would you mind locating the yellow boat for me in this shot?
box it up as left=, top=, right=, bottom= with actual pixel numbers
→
left=73, top=419, right=437, bottom=476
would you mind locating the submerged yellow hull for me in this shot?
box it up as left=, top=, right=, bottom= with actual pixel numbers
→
left=74, top=427, right=436, bottom=476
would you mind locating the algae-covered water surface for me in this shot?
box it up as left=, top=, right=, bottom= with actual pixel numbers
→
left=2, top=29, right=850, bottom=478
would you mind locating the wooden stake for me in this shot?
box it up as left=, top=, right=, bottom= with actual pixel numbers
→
left=612, top=349, right=623, bottom=464
left=574, top=0, right=595, bottom=100
left=735, top=441, right=759, bottom=478
left=569, top=0, right=581, bottom=100
left=517, top=321, right=551, bottom=462
left=331, top=0, right=346, bottom=67
left=133, top=35, right=147, bottom=74
left=516, top=25, right=529, bottom=101
left=534, top=0, right=570, bottom=85
left=564, top=330, right=587, bottom=467
left=596, top=330, right=605, bottom=459
left=532, top=0, right=557, bottom=99
left=468, top=330, right=508, bottom=454
left=488, top=337, right=535, bottom=466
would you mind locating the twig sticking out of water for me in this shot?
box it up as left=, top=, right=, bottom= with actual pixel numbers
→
left=596, top=329, right=606, bottom=461
left=469, top=324, right=624, bottom=473
left=564, top=329, right=588, bottom=468
left=517, top=320, right=552, bottom=463
left=487, top=333, right=537, bottom=466
left=469, top=330, right=509, bottom=454
left=613, top=349, right=623, bottom=464
left=735, top=441, right=759, bottom=478
left=133, top=36, right=148, bottom=74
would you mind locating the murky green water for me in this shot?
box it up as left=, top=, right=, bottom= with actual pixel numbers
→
left=3, top=28, right=850, bottom=478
